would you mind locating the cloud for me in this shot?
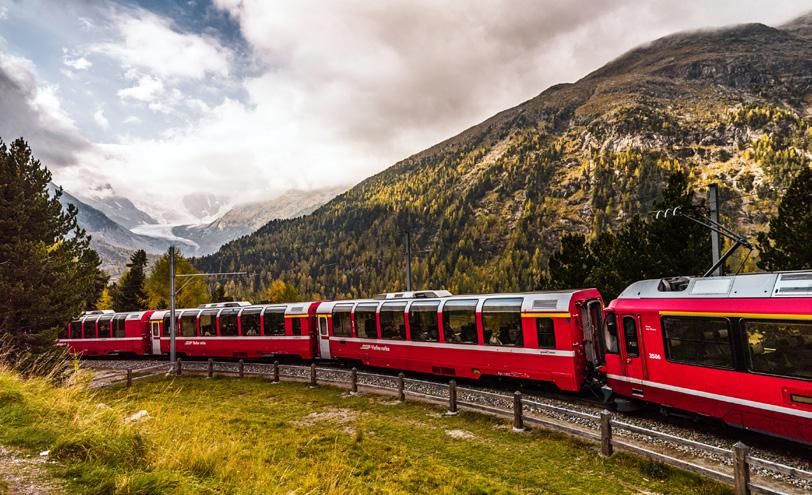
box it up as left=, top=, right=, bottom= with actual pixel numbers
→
left=92, top=7, right=232, bottom=80
left=63, top=55, right=92, bottom=70
left=0, top=6, right=7, bottom=20
left=123, top=115, right=141, bottom=124
left=117, top=74, right=164, bottom=102
left=93, top=109, right=109, bottom=129
left=0, top=51, right=90, bottom=168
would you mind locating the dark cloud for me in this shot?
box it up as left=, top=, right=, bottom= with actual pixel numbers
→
left=0, top=53, right=90, bottom=167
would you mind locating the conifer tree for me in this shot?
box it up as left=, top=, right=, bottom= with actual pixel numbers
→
left=757, top=167, right=812, bottom=270
left=112, top=249, right=149, bottom=311
left=0, top=138, right=107, bottom=354
left=541, top=232, right=594, bottom=290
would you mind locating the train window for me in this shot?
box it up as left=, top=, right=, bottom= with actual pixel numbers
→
left=69, top=321, right=82, bottom=339
left=98, top=316, right=113, bottom=339
left=241, top=309, right=261, bottom=336
left=622, top=316, right=639, bottom=357
left=442, top=299, right=478, bottom=344
left=162, top=315, right=172, bottom=336
left=263, top=308, right=286, bottom=336
left=200, top=310, right=218, bottom=336
left=380, top=302, right=407, bottom=340
left=180, top=313, right=197, bottom=337
left=113, top=316, right=126, bottom=338
left=220, top=309, right=239, bottom=336
left=662, top=316, right=733, bottom=369
left=742, top=319, right=812, bottom=380
left=83, top=317, right=98, bottom=338
left=603, top=313, right=619, bottom=354
left=482, top=298, right=523, bottom=347
left=408, top=301, right=439, bottom=342
left=355, top=304, right=378, bottom=339
left=536, top=318, right=556, bottom=349
left=291, top=317, right=304, bottom=336
left=332, top=304, right=353, bottom=337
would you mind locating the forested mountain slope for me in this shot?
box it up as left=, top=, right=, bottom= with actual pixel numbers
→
left=199, top=13, right=812, bottom=300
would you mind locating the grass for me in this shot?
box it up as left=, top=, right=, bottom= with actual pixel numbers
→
left=0, top=367, right=733, bottom=494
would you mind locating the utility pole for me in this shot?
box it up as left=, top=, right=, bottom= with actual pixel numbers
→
left=167, top=245, right=245, bottom=368
left=708, top=184, right=722, bottom=276
left=404, top=230, right=413, bottom=292
left=169, top=246, right=177, bottom=365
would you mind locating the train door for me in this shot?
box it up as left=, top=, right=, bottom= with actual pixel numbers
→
left=580, top=299, right=604, bottom=366
left=318, top=316, right=331, bottom=359
left=618, top=313, right=645, bottom=398
left=150, top=321, right=161, bottom=355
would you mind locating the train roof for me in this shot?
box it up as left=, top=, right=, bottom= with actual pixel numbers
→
left=618, top=270, right=812, bottom=299
left=316, top=290, right=591, bottom=314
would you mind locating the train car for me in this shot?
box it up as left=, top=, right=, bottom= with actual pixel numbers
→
left=150, top=301, right=321, bottom=359
left=59, top=310, right=155, bottom=356
left=314, top=289, right=604, bottom=392
left=603, top=271, right=812, bottom=443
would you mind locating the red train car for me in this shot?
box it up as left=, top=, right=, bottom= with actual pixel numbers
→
left=58, top=310, right=155, bottom=356
left=150, top=301, right=321, bottom=359
left=603, top=271, right=812, bottom=443
left=313, top=289, right=604, bottom=392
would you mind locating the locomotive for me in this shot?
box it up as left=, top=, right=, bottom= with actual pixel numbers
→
left=59, top=270, right=812, bottom=444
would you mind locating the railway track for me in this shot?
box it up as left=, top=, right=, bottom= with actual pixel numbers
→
left=81, top=357, right=812, bottom=493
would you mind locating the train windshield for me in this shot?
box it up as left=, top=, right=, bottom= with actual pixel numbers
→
left=743, top=319, right=812, bottom=380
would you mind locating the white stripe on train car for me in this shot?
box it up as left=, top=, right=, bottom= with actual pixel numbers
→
left=606, top=374, right=812, bottom=419
left=160, top=336, right=310, bottom=340
left=328, top=337, right=575, bottom=357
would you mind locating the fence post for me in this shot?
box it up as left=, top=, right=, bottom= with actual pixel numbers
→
left=238, top=359, right=244, bottom=379
left=176, top=357, right=182, bottom=376
left=310, top=363, right=317, bottom=387
left=600, top=410, right=613, bottom=457
left=207, top=358, right=213, bottom=379
left=447, top=380, right=458, bottom=415
left=397, top=372, right=405, bottom=402
left=513, top=391, right=525, bottom=431
left=273, top=361, right=279, bottom=383
left=733, top=442, right=750, bottom=495
left=350, top=367, right=358, bottom=394
left=126, top=368, right=132, bottom=388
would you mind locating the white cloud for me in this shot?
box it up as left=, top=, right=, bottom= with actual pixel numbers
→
left=117, top=74, right=164, bottom=102
left=63, top=55, right=92, bottom=70
left=0, top=6, right=8, bottom=20
left=123, top=115, right=141, bottom=125
left=92, top=8, right=231, bottom=80
left=93, top=109, right=109, bottom=129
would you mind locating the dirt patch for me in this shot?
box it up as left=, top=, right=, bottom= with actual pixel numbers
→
left=295, top=408, right=361, bottom=428
left=0, top=446, right=64, bottom=494
left=445, top=429, right=477, bottom=440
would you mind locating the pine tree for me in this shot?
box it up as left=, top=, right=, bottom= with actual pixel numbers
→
left=0, top=138, right=107, bottom=354
left=541, top=232, right=595, bottom=290
left=211, top=283, right=227, bottom=303
left=757, top=167, right=812, bottom=270
left=112, top=249, right=149, bottom=311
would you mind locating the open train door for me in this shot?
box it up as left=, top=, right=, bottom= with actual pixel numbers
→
left=580, top=299, right=604, bottom=366
left=317, top=315, right=331, bottom=359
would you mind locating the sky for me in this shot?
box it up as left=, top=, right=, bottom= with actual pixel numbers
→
left=0, top=0, right=807, bottom=223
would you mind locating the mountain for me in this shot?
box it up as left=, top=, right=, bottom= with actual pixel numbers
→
left=49, top=184, right=188, bottom=278
left=75, top=183, right=158, bottom=229
left=182, top=192, right=229, bottom=222
left=198, top=13, right=812, bottom=300
left=173, top=187, right=346, bottom=256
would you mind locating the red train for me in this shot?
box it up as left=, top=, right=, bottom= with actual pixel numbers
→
left=58, top=271, right=811, bottom=444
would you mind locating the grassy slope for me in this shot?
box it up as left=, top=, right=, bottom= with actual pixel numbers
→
left=0, top=369, right=730, bottom=494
